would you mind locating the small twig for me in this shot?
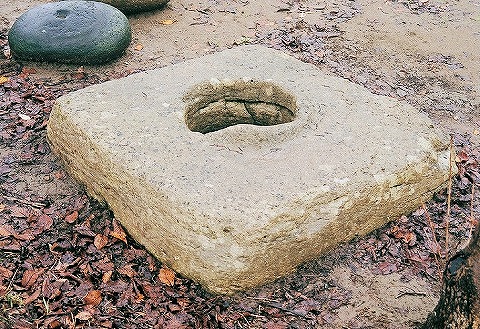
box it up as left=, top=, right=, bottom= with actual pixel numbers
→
left=42, top=297, right=50, bottom=315
left=195, top=8, right=211, bottom=15
left=209, top=144, right=243, bottom=154
left=445, top=135, right=454, bottom=254
left=6, top=268, right=19, bottom=293
left=396, top=290, right=427, bottom=299
left=245, top=296, right=281, bottom=303
left=246, top=313, right=267, bottom=318
left=245, top=296, right=310, bottom=319
left=0, top=194, right=46, bottom=208
left=423, top=203, right=441, bottom=268
left=468, top=184, right=476, bottom=241
left=241, top=313, right=251, bottom=327
left=59, top=272, right=82, bottom=283
left=262, top=301, right=310, bottom=319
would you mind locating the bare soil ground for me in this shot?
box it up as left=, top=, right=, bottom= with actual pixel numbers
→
left=1, top=0, right=479, bottom=328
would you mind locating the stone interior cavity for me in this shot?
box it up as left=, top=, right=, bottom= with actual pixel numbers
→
left=184, top=79, right=297, bottom=134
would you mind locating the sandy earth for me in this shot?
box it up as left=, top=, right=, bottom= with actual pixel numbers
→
left=2, top=0, right=479, bottom=139
left=1, top=0, right=479, bottom=327
left=334, top=0, right=480, bottom=137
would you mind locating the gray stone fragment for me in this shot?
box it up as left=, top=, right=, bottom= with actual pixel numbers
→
left=47, top=46, right=451, bottom=294
left=246, top=102, right=295, bottom=126
left=8, top=1, right=131, bottom=64
left=187, top=100, right=254, bottom=134
left=85, top=0, right=169, bottom=13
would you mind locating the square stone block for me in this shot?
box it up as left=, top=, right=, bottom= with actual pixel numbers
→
left=47, top=46, right=450, bottom=294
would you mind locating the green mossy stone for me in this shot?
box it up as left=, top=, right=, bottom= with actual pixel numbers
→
left=8, top=1, right=132, bottom=65
left=87, top=0, right=169, bottom=14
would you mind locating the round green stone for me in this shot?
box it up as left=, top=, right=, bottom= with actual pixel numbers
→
left=88, top=0, right=170, bottom=14
left=8, top=1, right=132, bottom=64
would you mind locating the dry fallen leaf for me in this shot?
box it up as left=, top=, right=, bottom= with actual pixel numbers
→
left=75, top=311, right=93, bottom=321
left=71, top=72, right=86, bottom=80
left=18, top=113, right=32, bottom=121
left=54, top=170, right=66, bottom=180
left=65, top=211, right=79, bottom=223
left=13, top=232, right=35, bottom=241
left=9, top=206, right=30, bottom=218
left=0, top=76, right=9, bottom=84
left=3, top=48, right=10, bottom=59
left=160, top=19, right=175, bottom=25
left=94, top=234, right=109, bottom=250
left=84, top=290, right=102, bottom=306
left=110, top=219, right=127, bottom=243
left=118, top=264, right=136, bottom=278
left=134, top=44, right=144, bottom=51
left=21, top=269, right=39, bottom=289
left=49, top=242, right=59, bottom=252
left=35, top=214, right=53, bottom=233
left=456, top=150, right=469, bottom=163
left=0, top=267, right=13, bottom=281
left=135, top=293, right=145, bottom=303
left=159, top=267, right=175, bottom=286
left=102, top=270, right=113, bottom=283
left=99, top=320, right=113, bottom=328
left=396, top=231, right=415, bottom=244
left=45, top=319, right=62, bottom=328
left=24, top=288, right=41, bottom=306
left=22, top=67, right=37, bottom=74
left=177, top=297, right=190, bottom=307
left=168, top=303, right=182, bottom=312
left=19, top=67, right=37, bottom=79
left=0, top=224, right=16, bottom=237
left=147, top=255, right=156, bottom=272
left=378, top=261, right=398, bottom=275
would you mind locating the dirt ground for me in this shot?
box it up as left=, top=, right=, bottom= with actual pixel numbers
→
left=1, top=0, right=479, bottom=328
left=3, top=0, right=479, bottom=137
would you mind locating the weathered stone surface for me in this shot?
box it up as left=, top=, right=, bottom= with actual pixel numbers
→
left=8, top=1, right=131, bottom=64
left=47, top=46, right=451, bottom=294
left=86, top=0, right=169, bottom=13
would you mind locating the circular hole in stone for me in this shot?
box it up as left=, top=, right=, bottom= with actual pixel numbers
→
left=55, top=9, right=70, bottom=19
left=184, top=79, right=297, bottom=134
